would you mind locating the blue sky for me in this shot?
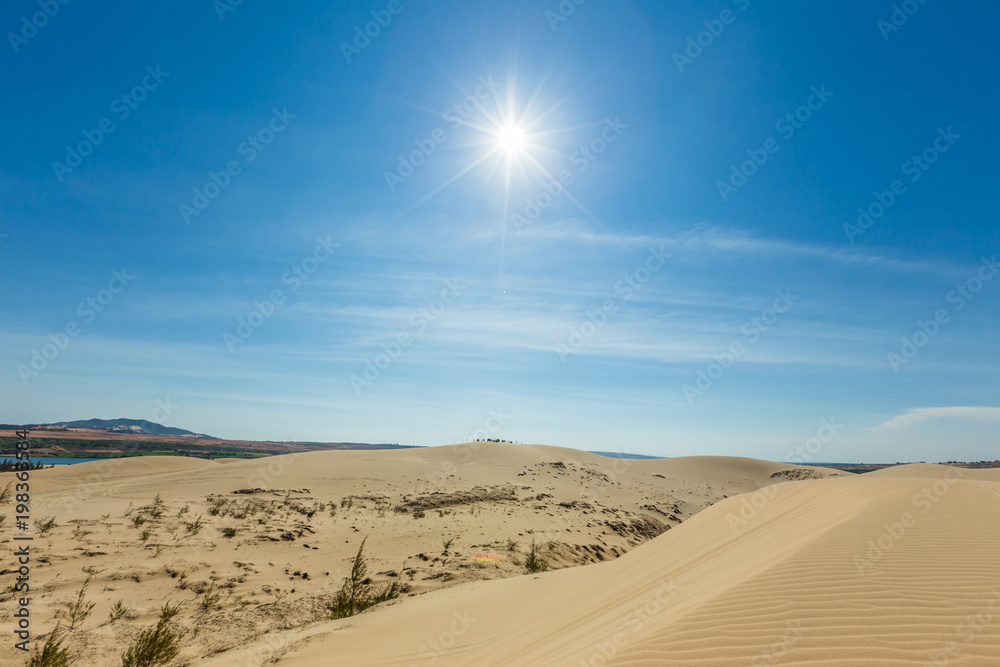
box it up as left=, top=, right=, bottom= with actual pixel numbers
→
left=2, top=0, right=998, bottom=462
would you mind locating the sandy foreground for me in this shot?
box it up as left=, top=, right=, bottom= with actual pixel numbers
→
left=1, top=445, right=998, bottom=666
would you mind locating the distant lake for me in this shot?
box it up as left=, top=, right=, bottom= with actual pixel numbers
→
left=1, top=457, right=107, bottom=466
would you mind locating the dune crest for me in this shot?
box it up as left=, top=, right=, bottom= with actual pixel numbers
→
left=268, top=474, right=1000, bottom=666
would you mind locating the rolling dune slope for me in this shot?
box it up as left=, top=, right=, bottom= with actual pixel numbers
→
left=264, top=473, right=1000, bottom=667
left=31, top=455, right=220, bottom=485
left=865, top=462, right=1000, bottom=482
left=0, top=445, right=845, bottom=666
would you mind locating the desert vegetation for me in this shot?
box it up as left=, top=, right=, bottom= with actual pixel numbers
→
left=1, top=450, right=708, bottom=664
left=27, top=625, right=70, bottom=667
left=524, top=539, right=549, bottom=573
left=120, top=603, right=183, bottom=667
left=65, top=583, right=94, bottom=630
left=329, top=538, right=400, bottom=619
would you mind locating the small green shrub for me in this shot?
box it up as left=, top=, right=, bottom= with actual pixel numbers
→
left=120, top=615, right=180, bottom=667
left=199, top=583, right=221, bottom=610
left=328, top=538, right=400, bottom=619
left=184, top=516, right=204, bottom=535
left=159, top=601, right=182, bottom=622
left=524, top=539, right=548, bottom=573
left=145, top=495, right=164, bottom=519
left=67, top=582, right=95, bottom=630
left=35, top=517, right=57, bottom=537
left=28, top=624, right=70, bottom=667
left=109, top=600, right=133, bottom=623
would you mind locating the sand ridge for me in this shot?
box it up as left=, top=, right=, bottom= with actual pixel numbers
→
left=3, top=445, right=994, bottom=666
left=270, top=475, right=1000, bottom=666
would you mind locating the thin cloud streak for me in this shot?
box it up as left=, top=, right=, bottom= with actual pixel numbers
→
left=872, top=407, right=1000, bottom=430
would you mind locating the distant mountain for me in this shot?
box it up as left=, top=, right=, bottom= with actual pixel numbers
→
left=34, top=418, right=215, bottom=438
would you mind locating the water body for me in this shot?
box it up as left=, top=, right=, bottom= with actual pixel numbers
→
left=1, top=457, right=107, bottom=466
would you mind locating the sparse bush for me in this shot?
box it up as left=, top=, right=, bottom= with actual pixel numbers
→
left=221, top=527, right=237, bottom=538
left=28, top=624, right=70, bottom=667
left=185, top=516, right=204, bottom=535
left=328, top=538, right=400, bottom=619
left=144, top=495, right=165, bottom=519
left=130, top=516, right=146, bottom=529
left=0, top=482, right=12, bottom=504
left=288, top=502, right=315, bottom=518
left=67, top=582, right=95, bottom=630
left=159, top=601, right=181, bottom=622
left=0, top=459, right=44, bottom=473
left=109, top=600, right=133, bottom=623
left=119, top=605, right=182, bottom=667
left=412, top=510, right=425, bottom=520
left=139, top=530, right=151, bottom=543
left=524, top=539, right=548, bottom=573
left=199, top=583, right=221, bottom=610
left=506, top=538, right=519, bottom=552
left=443, top=537, right=454, bottom=551
left=35, top=517, right=57, bottom=537
left=373, top=580, right=399, bottom=604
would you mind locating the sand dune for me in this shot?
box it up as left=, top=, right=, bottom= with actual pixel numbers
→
left=33, top=455, right=220, bottom=484
left=267, top=474, right=1000, bottom=666
left=3, top=446, right=995, bottom=666
left=866, top=462, right=1000, bottom=482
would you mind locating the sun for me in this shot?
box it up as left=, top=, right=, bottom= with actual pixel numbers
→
left=496, top=124, right=526, bottom=155
left=401, top=71, right=610, bottom=245
left=397, top=71, right=616, bottom=290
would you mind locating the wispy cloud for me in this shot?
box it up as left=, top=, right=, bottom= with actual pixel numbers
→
left=501, top=221, right=967, bottom=278
left=872, top=407, right=1000, bottom=430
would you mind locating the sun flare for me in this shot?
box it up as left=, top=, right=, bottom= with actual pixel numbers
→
left=402, top=72, right=611, bottom=257
left=496, top=125, right=526, bottom=155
